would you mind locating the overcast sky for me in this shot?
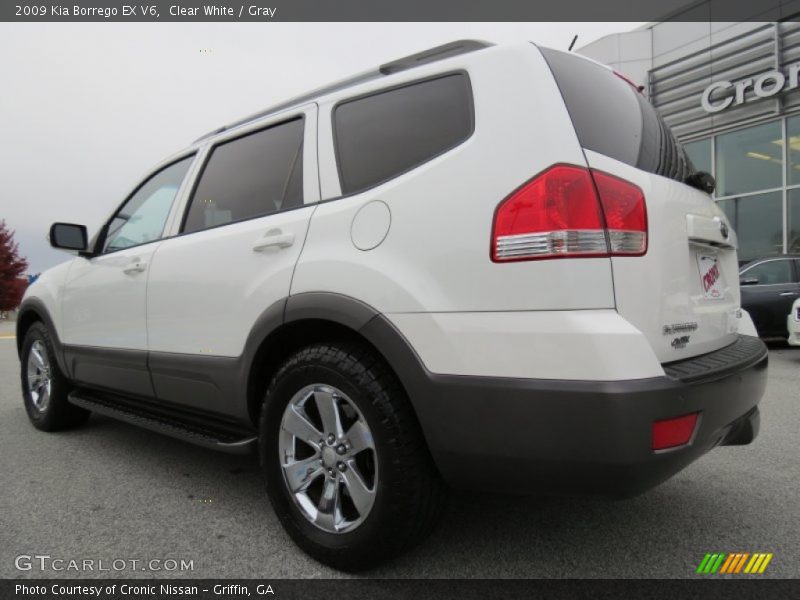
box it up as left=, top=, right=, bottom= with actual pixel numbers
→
left=0, top=22, right=640, bottom=273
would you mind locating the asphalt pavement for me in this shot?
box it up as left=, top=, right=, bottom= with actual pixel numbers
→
left=1, top=320, right=798, bottom=578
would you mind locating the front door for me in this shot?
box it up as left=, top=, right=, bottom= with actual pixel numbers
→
left=60, top=155, right=196, bottom=395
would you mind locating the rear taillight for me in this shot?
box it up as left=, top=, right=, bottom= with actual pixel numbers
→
left=491, top=164, right=647, bottom=262
left=592, top=170, right=648, bottom=256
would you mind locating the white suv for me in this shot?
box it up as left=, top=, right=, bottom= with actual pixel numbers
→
left=17, top=41, right=768, bottom=571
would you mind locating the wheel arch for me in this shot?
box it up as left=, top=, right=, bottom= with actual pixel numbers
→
left=245, top=317, right=378, bottom=426
left=244, top=293, right=438, bottom=456
left=15, top=299, right=69, bottom=375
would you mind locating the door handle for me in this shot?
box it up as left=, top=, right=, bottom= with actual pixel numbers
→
left=252, top=229, right=295, bottom=252
left=122, top=259, right=147, bottom=274
left=779, top=291, right=799, bottom=296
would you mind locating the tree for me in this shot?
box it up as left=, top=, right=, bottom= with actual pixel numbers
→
left=0, top=220, right=29, bottom=312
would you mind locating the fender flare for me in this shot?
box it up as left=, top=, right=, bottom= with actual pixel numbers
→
left=284, top=292, right=381, bottom=331
left=15, top=298, right=70, bottom=375
left=274, top=292, right=443, bottom=460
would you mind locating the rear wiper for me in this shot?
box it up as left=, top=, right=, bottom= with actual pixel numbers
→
left=684, top=171, right=716, bottom=195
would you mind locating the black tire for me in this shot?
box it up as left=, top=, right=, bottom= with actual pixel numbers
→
left=259, top=342, right=446, bottom=571
left=20, top=322, right=89, bottom=431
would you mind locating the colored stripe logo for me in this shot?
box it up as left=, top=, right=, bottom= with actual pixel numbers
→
left=697, top=552, right=773, bottom=574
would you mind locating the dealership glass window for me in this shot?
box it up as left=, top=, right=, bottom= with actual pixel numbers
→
left=684, top=138, right=711, bottom=175
left=788, top=189, right=800, bottom=254
left=787, top=116, right=800, bottom=186
left=717, top=192, right=783, bottom=262
left=715, top=121, right=782, bottom=197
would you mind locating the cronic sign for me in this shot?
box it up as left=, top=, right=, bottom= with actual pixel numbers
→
left=701, top=64, right=800, bottom=113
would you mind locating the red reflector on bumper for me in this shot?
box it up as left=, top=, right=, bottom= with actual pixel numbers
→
left=652, top=412, right=699, bottom=450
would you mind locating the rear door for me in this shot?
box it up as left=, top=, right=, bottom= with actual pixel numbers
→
left=145, top=106, right=318, bottom=414
left=540, top=47, right=742, bottom=362
left=739, top=258, right=800, bottom=336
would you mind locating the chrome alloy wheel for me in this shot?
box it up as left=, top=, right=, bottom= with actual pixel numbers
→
left=278, top=384, right=377, bottom=534
left=26, top=340, right=52, bottom=412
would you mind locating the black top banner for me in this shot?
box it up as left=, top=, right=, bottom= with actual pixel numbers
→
left=3, top=0, right=800, bottom=22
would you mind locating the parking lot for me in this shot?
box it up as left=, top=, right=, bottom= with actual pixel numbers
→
left=1, top=319, right=798, bottom=579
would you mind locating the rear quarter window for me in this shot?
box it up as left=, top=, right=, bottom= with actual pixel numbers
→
left=333, top=73, right=473, bottom=195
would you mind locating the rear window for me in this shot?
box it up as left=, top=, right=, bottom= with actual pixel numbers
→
left=539, top=47, right=693, bottom=183
left=333, top=73, right=473, bottom=195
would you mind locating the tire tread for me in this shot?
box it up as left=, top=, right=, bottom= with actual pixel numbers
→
left=260, top=341, right=446, bottom=571
left=20, top=322, right=89, bottom=431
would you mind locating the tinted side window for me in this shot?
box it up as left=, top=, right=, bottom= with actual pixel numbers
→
left=183, top=118, right=304, bottom=234
left=333, top=74, right=473, bottom=195
left=104, top=156, right=193, bottom=253
left=744, top=260, right=794, bottom=285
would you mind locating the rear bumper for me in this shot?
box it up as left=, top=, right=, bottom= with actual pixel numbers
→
left=418, top=335, right=768, bottom=496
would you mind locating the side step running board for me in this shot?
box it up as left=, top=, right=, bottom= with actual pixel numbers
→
left=68, top=392, right=257, bottom=455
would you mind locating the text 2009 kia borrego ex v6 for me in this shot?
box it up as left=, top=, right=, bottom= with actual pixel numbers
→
left=17, top=41, right=768, bottom=571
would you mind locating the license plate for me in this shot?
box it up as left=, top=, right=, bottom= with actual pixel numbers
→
left=697, top=254, right=724, bottom=300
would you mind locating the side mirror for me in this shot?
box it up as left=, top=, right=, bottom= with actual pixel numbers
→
left=49, top=223, right=88, bottom=252
left=740, top=277, right=759, bottom=286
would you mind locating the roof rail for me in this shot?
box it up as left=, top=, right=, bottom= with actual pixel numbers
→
left=193, top=39, right=493, bottom=144
left=193, top=69, right=382, bottom=144
left=379, top=39, right=492, bottom=75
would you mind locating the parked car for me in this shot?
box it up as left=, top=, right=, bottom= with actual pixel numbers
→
left=739, top=255, right=800, bottom=338
left=17, top=40, right=768, bottom=571
left=788, top=298, right=800, bottom=346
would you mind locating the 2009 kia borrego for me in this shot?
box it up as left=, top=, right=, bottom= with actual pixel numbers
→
left=18, top=40, right=768, bottom=571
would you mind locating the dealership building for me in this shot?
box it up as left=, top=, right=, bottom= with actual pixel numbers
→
left=578, top=18, right=800, bottom=263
